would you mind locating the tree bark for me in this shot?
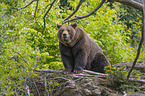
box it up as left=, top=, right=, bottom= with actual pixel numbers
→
left=109, top=0, right=143, bottom=11
left=143, top=0, right=145, bottom=47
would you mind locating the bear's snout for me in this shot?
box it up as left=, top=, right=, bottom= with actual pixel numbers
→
left=63, top=33, right=67, bottom=39
left=61, top=31, right=70, bottom=41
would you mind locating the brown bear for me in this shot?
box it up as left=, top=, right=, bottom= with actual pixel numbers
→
left=57, top=22, right=110, bottom=74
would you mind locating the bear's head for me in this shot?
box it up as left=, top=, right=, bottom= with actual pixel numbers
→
left=57, top=23, right=78, bottom=46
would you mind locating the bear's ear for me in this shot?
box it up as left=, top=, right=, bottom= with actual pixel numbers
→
left=57, top=24, right=62, bottom=29
left=71, top=22, right=77, bottom=28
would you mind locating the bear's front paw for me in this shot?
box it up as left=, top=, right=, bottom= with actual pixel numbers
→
left=62, top=69, right=71, bottom=74
left=73, top=67, right=83, bottom=73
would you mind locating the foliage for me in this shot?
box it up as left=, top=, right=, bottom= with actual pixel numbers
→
left=116, top=4, right=143, bottom=47
left=0, top=0, right=144, bottom=95
left=104, top=65, right=141, bottom=91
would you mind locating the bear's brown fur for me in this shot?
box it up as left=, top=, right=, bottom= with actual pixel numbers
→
left=57, top=22, right=110, bottom=74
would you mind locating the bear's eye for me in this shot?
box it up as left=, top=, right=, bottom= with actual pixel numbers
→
left=67, top=29, right=70, bottom=32
left=68, top=32, right=71, bottom=35
left=61, top=30, right=64, bottom=32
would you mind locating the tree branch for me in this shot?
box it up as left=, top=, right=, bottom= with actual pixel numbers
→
left=32, top=69, right=107, bottom=76
left=63, top=0, right=106, bottom=23
left=43, top=4, right=50, bottom=13
left=42, top=0, right=57, bottom=34
left=143, top=0, right=145, bottom=51
left=20, top=0, right=37, bottom=9
left=26, top=0, right=39, bottom=22
left=109, top=0, right=143, bottom=11
left=127, top=0, right=144, bottom=79
left=32, top=68, right=62, bottom=73
left=14, top=51, right=29, bottom=64
left=63, top=0, right=84, bottom=22
left=35, top=57, right=41, bottom=67
left=127, top=25, right=144, bottom=80
left=83, top=70, right=107, bottom=76
left=25, top=84, right=30, bottom=96
left=44, top=75, right=49, bottom=96
left=0, top=7, right=18, bottom=19
left=32, top=69, right=145, bottom=83
left=31, top=77, right=40, bottom=96
left=34, top=0, right=39, bottom=18
left=128, top=78, right=145, bottom=83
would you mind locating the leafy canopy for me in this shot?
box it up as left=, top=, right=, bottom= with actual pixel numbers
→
left=0, top=0, right=144, bottom=95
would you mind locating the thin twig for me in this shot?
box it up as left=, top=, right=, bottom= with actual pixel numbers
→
left=83, top=70, right=107, bottom=76
left=25, top=84, right=30, bottom=96
left=63, top=0, right=106, bottom=23
left=128, top=78, right=145, bottom=83
left=0, top=7, right=18, bottom=19
left=32, top=68, right=107, bottom=76
left=44, top=75, right=49, bottom=96
left=42, top=0, right=57, bottom=34
left=0, top=13, right=6, bottom=19
left=35, top=57, right=41, bottom=67
left=143, top=0, right=145, bottom=53
left=32, top=69, right=62, bottom=73
left=31, top=77, right=40, bottom=96
left=14, top=51, right=29, bottom=64
left=20, top=0, right=37, bottom=9
left=14, top=85, right=18, bottom=96
left=26, top=0, right=39, bottom=23
left=33, top=0, right=39, bottom=18
left=43, top=4, right=50, bottom=13
left=63, top=0, right=84, bottom=22
left=127, top=25, right=144, bottom=80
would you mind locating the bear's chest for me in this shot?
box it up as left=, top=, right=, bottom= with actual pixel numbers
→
left=61, top=47, right=79, bottom=57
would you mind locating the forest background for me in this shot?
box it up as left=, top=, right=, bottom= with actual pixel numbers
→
left=0, top=0, right=145, bottom=95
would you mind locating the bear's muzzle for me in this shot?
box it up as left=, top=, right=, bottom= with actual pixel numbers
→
left=63, top=33, right=67, bottom=39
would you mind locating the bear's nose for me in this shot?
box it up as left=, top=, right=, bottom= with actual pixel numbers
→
left=63, top=33, right=67, bottom=38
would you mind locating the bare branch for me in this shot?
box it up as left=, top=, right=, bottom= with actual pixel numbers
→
left=14, top=51, right=29, bottom=64
left=83, top=70, right=107, bottom=76
left=31, top=77, right=40, bottom=96
left=143, top=0, right=145, bottom=51
left=32, top=69, right=107, bottom=76
left=25, top=0, right=39, bottom=23
left=20, top=0, right=37, bottom=9
left=1, top=7, right=18, bottom=19
left=129, top=78, right=145, bottom=83
left=127, top=0, right=145, bottom=80
left=43, top=2, right=52, bottom=13
left=44, top=76, right=49, bottom=96
left=63, top=0, right=106, bottom=23
left=34, top=0, right=39, bottom=17
left=127, top=25, right=144, bottom=80
left=35, top=57, right=41, bottom=67
left=14, top=85, right=18, bottom=96
left=43, top=4, right=50, bottom=13
left=42, top=0, right=57, bottom=34
left=1, top=12, right=7, bottom=19
left=1, top=0, right=38, bottom=19
left=32, top=68, right=62, bottom=73
left=109, top=0, right=143, bottom=11
left=63, top=0, right=84, bottom=22
left=25, top=84, right=30, bottom=96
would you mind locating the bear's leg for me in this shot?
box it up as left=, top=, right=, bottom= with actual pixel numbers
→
left=91, top=53, right=110, bottom=73
left=74, top=52, right=87, bottom=73
left=61, top=54, right=74, bottom=74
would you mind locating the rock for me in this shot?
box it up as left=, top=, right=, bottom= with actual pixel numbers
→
left=26, top=71, right=107, bottom=96
left=26, top=61, right=145, bottom=96
left=52, top=72, right=102, bottom=96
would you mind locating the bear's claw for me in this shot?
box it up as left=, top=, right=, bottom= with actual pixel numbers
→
left=62, top=69, right=71, bottom=74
